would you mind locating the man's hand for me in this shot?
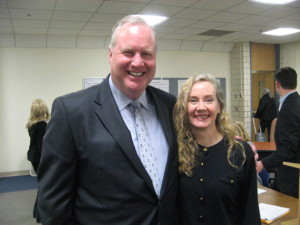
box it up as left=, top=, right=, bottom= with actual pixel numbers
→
left=256, top=161, right=264, bottom=173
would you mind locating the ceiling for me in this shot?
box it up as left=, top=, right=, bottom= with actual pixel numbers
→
left=1, top=0, right=300, bottom=52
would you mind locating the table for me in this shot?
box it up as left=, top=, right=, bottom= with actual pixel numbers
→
left=258, top=185, right=298, bottom=224
left=253, top=142, right=276, bottom=160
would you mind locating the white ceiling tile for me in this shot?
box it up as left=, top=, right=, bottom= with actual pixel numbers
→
left=187, top=35, right=215, bottom=41
left=236, top=15, right=276, bottom=25
left=0, top=0, right=8, bottom=8
left=258, top=6, right=300, bottom=18
left=0, top=33, right=15, bottom=47
left=77, top=35, right=105, bottom=48
left=179, top=40, right=204, bottom=51
left=1, top=0, right=300, bottom=50
left=79, top=29, right=110, bottom=36
left=0, top=8, right=10, bottom=19
left=286, top=13, right=300, bottom=22
left=84, top=22, right=114, bottom=30
left=14, top=27, right=47, bottom=34
left=7, top=0, right=56, bottom=10
left=90, top=13, right=124, bottom=23
left=138, top=4, right=184, bottom=17
left=174, top=28, right=206, bottom=35
left=47, top=35, right=76, bottom=48
left=151, top=0, right=198, bottom=7
left=173, top=8, right=217, bottom=20
left=162, top=33, right=192, bottom=39
left=97, top=1, right=146, bottom=14
left=12, top=19, right=49, bottom=28
left=0, top=19, right=12, bottom=27
left=55, top=0, right=103, bottom=12
left=227, top=1, right=274, bottom=14
left=10, top=9, right=52, bottom=20
left=262, top=19, right=299, bottom=29
left=191, top=0, right=243, bottom=10
left=205, top=12, right=248, bottom=23
left=190, top=21, right=226, bottom=29
left=52, top=11, right=93, bottom=22
left=162, top=18, right=198, bottom=27
left=201, top=41, right=225, bottom=52
left=109, top=0, right=151, bottom=3
left=48, top=28, right=80, bottom=35
left=15, top=34, right=46, bottom=47
left=216, top=23, right=251, bottom=31
left=154, top=26, right=180, bottom=34
left=0, top=27, right=14, bottom=33
left=158, top=39, right=182, bottom=51
left=50, top=20, right=87, bottom=29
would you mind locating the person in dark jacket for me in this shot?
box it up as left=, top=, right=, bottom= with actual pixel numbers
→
left=254, top=88, right=277, bottom=141
left=257, top=67, right=300, bottom=198
left=174, top=73, right=260, bottom=225
left=26, top=98, right=50, bottom=223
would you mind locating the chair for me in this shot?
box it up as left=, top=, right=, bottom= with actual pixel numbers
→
left=270, top=118, right=277, bottom=143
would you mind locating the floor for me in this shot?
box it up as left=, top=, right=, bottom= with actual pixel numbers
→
left=0, top=175, right=40, bottom=225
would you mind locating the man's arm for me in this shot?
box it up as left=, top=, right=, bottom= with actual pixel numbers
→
left=38, top=98, right=77, bottom=225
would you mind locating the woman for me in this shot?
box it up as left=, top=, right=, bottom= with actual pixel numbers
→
left=173, top=74, right=260, bottom=225
left=26, top=98, right=50, bottom=223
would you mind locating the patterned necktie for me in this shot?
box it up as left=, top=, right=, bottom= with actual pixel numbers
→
left=130, top=100, right=161, bottom=196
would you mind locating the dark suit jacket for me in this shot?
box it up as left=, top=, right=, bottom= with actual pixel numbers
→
left=262, top=92, right=300, bottom=197
left=27, top=121, right=47, bottom=172
left=37, top=76, right=179, bottom=225
left=254, top=93, right=277, bottom=121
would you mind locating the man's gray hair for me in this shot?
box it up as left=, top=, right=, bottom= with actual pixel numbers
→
left=108, top=15, right=157, bottom=50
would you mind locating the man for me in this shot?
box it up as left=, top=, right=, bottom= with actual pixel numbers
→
left=257, top=67, right=300, bottom=198
left=37, top=15, right=179, bottom=224
left=254, top=88, right=277, bottom=141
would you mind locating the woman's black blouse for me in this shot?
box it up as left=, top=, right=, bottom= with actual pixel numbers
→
left=179, top=139, right=261, bottom=225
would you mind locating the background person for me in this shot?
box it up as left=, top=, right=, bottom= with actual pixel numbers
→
left=26, top=98, right=50, bottom=223
left=257, top=67, right=300, bottom=198
left=254, top=88, right=277, bottom=141
left=174, top=73, right=260, bottom=225
left=37, top=15, right=179, bottom=225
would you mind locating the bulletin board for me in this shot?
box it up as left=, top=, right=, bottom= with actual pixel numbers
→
left=82, top=77, right=226, bottom=101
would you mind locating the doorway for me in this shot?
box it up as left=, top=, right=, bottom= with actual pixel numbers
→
left=251, top=71, right=275, bottom=141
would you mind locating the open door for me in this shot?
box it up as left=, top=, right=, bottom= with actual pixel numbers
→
left=251, top=71, right=275, bottom=141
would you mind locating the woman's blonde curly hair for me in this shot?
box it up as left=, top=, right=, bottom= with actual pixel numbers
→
left=173, top=73, right=245, bottom=176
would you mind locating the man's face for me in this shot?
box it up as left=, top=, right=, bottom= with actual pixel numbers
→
left=109, top=23, right=157, bottom=99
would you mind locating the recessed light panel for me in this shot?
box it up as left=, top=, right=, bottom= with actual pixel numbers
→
left=135, top=15, right=168, bottom=26
left=249, top=0, right=296, bottom=4
left=263, top=28, right=300, bottom=36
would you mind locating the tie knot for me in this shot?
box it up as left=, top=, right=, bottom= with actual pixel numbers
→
left=130, top=100, right=141, bottom=109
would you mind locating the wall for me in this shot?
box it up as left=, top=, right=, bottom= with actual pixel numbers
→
left=280, top=41, right=300, bottom=87
left=0, top=48, right=231, bottom=174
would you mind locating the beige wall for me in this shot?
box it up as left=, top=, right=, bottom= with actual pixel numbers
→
left=0, top=48, right=231, bottom=174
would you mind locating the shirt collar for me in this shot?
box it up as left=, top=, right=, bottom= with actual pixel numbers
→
left=109, top=75, right=149, bottom=111
left=279, top=90, right=297, bottom=110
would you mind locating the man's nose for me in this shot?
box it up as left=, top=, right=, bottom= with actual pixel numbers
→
left=131, top=54, right=144, bottom=67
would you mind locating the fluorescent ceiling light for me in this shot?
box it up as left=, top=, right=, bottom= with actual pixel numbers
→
left=135, top=15, right=168, bottom=26
left=249, top=0, right=296, bottom=4
left=263, top=28, right=300, bottom=36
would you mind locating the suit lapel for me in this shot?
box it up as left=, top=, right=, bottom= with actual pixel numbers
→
left=94, top=77, right=157, bottom=194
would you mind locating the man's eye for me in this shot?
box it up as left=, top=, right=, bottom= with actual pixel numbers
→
left=205, top=99, right=213, bottom=103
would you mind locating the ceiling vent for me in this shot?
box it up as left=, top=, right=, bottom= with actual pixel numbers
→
left=198, top=29, right=234, bottom=36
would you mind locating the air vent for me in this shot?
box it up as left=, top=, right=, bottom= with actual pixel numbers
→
left=198, top=29, right=234, bottom=36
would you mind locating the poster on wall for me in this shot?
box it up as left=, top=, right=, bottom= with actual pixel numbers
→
left=83, top=77, right=104, bottom=89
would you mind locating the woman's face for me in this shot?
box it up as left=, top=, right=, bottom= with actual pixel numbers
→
left=187, top=81, right=221, bottom=132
